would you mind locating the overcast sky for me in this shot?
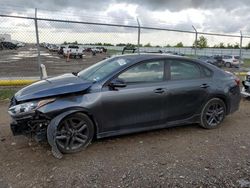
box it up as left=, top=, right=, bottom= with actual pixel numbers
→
left=1, top=0, right=250, bottom=46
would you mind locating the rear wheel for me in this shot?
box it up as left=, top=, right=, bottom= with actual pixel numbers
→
left=200, top=98, right=226, bottom=129
left=55, top=113, right=94, bottom=153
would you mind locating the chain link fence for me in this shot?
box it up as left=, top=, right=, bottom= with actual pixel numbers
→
left=1, top=9, right=250, bottom=84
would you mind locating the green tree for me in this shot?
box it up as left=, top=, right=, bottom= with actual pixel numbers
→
left=193, top=36, right=208, bottom=48
left=144, top=43, right=152, bottom=47
left=227, top=43, right=233, bottom=48
left=233, top=43, right=239, bottom=49
left=175, top=42, right=184, bottom=47
left=246, top=42, right=250, bottom=49
left=219, top=42, right=225, bottom=48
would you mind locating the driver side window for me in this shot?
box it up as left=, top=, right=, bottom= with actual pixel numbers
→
left=118, top=60, right=164, bottom=84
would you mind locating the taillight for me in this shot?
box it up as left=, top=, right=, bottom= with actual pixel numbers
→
left=233, top=59, right=237, bottom=62
left=235, top=77, right=240, bottom=86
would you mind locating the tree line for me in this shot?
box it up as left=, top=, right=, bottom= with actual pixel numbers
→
left=63, top=36, right=250, bottom=49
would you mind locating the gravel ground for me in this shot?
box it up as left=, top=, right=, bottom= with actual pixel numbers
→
left=0, top=99, right=250, bottom=188
left=0, top=45, right=108, bottom=78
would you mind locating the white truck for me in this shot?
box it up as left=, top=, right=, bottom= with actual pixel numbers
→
left=63, top=45, right=84, bottom=58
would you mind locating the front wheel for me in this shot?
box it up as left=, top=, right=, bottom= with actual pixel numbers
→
left=200, top=98, right=226, bottom=129
left=55, top=113, right=94, bottom=154
left=225, top=62, right=231, bottom=68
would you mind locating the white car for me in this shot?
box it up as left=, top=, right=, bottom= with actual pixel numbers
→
left=241, top=71, right=250, bottom=97
left=222, top=55, right=244, bottom=68
left=48, top=44, right=59, bottom=52
left=63, top=45, right=84, bottom=58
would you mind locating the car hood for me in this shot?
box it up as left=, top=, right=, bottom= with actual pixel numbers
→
left=15, top=74, right=92, bottom=102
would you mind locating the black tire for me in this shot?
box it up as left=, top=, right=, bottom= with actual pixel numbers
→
left=225, top=62, right=231, bottom=68
left=217, top=61, right=223, bottom=67
left=200, top=98, right=226, bottom=129
left=55, top=113, right=94, bottom=154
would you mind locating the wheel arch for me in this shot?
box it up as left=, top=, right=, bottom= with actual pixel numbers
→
left=46, top=107, right=100, bottom=159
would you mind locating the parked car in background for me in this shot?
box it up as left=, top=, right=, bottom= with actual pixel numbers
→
left=16, top=42, right=25, bottom=47
left=58, top=45, right=66, bottom=55
left=241, top=71, right=250, bottom=97
left=198, top=55, right=223, bottom=67
left=222, top=55, right=244, bottom=68
left=91, top=47, right=102, bottom=53
left=63, top=45, right=84, bottom=58
left=48, top=44, right=59, bottom=52
left=165, top=51, right=185, bottom=56
left=1, top=41, right=17, bottom=50
left=8, top=54, right=241, bottom=158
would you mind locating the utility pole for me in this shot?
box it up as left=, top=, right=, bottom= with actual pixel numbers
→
left=192, top=25, right=198, bottom=57
left=137, top=18, right=141, bottom=54
left=239, top=31, right=243, bottom=71
left=35, top=8, right=42, bottom=79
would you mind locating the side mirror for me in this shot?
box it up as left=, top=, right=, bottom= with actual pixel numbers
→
left=109, top=78, right=126, bottom=89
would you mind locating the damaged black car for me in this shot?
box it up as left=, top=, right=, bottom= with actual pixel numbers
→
left=8, top=54, right=241, bottom=158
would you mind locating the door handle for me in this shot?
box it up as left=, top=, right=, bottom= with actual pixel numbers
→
left=200, top=84, right=209, bottom=89
left=154, top=88, right=165, bottom=94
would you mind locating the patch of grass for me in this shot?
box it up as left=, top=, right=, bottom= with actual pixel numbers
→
left=0, top=89, right=16, bottom=100
left=243, top=58, right=250, bottom=68
left=107, top=49, right=122, bottom=56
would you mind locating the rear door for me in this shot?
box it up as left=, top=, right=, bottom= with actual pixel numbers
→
left=163, top=59, right=212, bottom=122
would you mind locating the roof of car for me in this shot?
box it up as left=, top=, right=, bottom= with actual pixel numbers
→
left=115, top=53, right=193, bottom=62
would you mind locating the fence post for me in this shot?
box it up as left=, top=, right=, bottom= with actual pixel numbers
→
left=239, top=31, right=243, bottom=71
left=34, top=8, right=42, bottom=79
left=192, top=25, right=198, bottom=57
left=136, top=18, right=141, bottom=54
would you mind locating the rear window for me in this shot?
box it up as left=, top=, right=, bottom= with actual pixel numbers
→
left=223, top=55, right=232, bottom=59
left=234, top=56, right=240, bottom=59
left=170, top=60, right=201, bottom=80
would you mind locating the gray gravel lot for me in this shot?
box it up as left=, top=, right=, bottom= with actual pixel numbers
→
left=0, top=100, right=250, bottom=188
left=0, top=45, right=108, bottom=78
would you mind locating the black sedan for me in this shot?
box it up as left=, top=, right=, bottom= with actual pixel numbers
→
left=8, top=54, right=241, bottom=158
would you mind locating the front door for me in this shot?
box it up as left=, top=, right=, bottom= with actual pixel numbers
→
left=99, top=59, right=167, bottom=133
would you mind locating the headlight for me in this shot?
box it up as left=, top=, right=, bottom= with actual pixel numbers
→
left=8, top=98, right=55, bottom=117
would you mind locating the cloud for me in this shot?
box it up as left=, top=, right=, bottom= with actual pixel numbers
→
left=1, top=0, right=250, bottom=45
left=115, top=0, right=249, bottom=12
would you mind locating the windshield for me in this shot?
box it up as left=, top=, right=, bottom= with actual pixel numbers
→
left=78, top=57, right=130, bottom=82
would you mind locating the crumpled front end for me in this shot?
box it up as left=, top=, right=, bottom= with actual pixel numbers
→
left=8, top=96, right=53, bottom=142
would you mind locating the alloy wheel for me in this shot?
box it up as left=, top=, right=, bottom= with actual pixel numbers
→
left=56, top=115, right=90, bottom=152
left=205, top=103, right=225, bottom=127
